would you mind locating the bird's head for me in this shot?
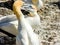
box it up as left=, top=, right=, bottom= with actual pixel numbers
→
left=22, top=4, right=37, bottom=13
left=21, top=4, right=38, bottom=17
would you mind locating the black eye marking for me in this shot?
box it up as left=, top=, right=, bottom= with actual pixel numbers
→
left=21, top=9, right=30, bottom=15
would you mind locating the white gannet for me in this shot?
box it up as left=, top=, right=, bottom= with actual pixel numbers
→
left=13, top=0, right=40, bottom=45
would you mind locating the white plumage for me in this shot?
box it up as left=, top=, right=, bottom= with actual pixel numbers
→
left=13, top=1, right=40, bottom=45
left=16, top=9, right=40, bottom=45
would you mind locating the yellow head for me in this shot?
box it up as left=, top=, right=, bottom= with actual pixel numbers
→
left=13, top=0, right=24, bottom=20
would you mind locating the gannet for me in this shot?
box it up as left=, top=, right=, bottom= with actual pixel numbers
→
left=13, top=0, right=40, bottom=45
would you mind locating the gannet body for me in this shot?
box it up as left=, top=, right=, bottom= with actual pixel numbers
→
left=13, top=0, right=40, bottom=45
left=16, top=14, right=40, bottom=45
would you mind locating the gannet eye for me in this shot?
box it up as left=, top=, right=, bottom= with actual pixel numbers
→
left=29, top=5, right=33, bottom=9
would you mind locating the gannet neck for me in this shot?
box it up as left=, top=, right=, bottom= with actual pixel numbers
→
left=13, top=0, right=24, bottom=20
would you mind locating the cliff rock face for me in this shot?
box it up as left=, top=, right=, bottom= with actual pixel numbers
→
left=0, top=0, right=60, bottom=45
